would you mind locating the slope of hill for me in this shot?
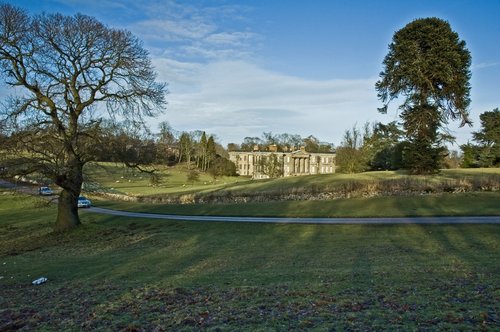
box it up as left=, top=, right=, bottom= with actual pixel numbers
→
left=85, top=163, right=500, bottom=206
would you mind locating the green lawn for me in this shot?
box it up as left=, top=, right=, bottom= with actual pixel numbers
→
left=94, top=192, right=500, bottom=218
left=213, top=167, right=500, bottom=196
left=83, top=163, right=500, bottom=197
left=82, top=162, right=248, bottom=196
left=1, top=190, right=499, bottom=330
left=86, top=165, right=500, bottom=218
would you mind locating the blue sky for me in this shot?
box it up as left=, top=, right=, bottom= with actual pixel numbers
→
left=5, top=0, right=500, bottom=147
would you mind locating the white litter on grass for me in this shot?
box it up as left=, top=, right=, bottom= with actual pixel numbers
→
left=32, top=277, right=48, bottom=285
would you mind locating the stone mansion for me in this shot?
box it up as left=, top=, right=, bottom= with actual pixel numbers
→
left=228, top=146, right=336, bottom=179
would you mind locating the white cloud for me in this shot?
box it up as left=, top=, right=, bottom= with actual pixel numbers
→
left=204, top=32, right=257, bottom=46
left=151, top=59, right=385, bottom=145
left=152, top=58, right=202, bottom=88
left=177, top=44, right=254, bottom=61
left=134, top=19, right=215, bottom=42
left=124, top=1, right=260, bottom=63
left=472, top=62, right=499, bottom=70
left=151, top=57, right=477, bottom=147
left=54, top=0, right=127, bottom=9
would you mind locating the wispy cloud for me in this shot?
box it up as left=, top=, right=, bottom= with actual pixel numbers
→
left=53, top=0, right=127, bottom=10
left=51, top=0, right=258, bottom=62
left=205, top=32, right=257, bottom=46
left=472, top=62, right=500, bottom=70
left=152, top=58, right=202, bottom=87
left=128, top=1, right=258, bottom=62
left=134, top=18, right=215, bottom=42
left=151, top=60, right=382, bottom=145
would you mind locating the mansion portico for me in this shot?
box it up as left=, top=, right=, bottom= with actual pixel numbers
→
left=229, top=147, right=336, bottom=179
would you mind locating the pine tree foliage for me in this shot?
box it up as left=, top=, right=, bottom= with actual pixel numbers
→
left=376, top=17, right=472, bottom=174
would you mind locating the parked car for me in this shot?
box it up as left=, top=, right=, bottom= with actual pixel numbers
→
left=77, top=196, right=92, bottom=208
left=38, top=186, right=54, bottom=196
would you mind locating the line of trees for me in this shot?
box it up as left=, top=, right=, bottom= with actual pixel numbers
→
left=336, top=18, right=497, bottom=174
left=336, top=122, right=405, bottom=173
left=460, top=108, right=500, bottom=168
left=336, top=108, right=499, bottom=173
left=94, top=120, right=237, bottom=177
left=176, top=128, right=236, bottom=177
left=228, top=132, right=334, bottom=153
left=1, top=118, right=238, bottom=186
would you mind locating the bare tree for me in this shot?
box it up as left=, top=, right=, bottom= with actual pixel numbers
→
left=0, top=4, right=166, bottom=231
left=178, top=132, right=196, bottom=167
left=336, top=125, right=368, bottom=173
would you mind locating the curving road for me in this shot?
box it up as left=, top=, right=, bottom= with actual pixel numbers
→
left=87, top=206, right=500, bottom=225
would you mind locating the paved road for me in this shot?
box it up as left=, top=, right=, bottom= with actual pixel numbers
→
left=87, top=206, right=500, bottom=225
left=0, top=179, right=17, bottom=189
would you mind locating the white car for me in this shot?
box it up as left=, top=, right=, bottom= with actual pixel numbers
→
left=38, top=186, right=53, bottom=196
left=77, top=196, right=92, bottom=208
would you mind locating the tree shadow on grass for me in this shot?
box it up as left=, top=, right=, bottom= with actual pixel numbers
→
left=3, top=210, right=499, bottom=330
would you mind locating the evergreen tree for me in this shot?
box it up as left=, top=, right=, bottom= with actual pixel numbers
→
left=206, top=136, right=217, bottom=170
left=365, top=122, right=404, bottom=170
left=473, top=108, right=500, bottom=167
left=199, top=132, right=208, bottom=170
left=376, top=18, right=472, bottom=174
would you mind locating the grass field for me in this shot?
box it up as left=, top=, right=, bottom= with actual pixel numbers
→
left=1, top=190, right=499, bottom=330
left=82, top=164, right=500, bottom=212
left=94, top=192, right=500, bottom=218
left=83, top=162, right=247, bottom=196
left=199, top=167, right=500, bottom=197
left=84, top=164, right=500, bottom=218
left=84, top=164, right=500, bottom=197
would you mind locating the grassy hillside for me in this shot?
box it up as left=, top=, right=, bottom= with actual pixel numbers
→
left=1, top=190, right=499, bottom=330
left=83, top=164, right=500, bottom=217
left=95, top=192, right=500, bottom=218
left=84, top=164, right=499, bottom=199
left=205, top=167, right=500, bottom=196
left=83, top=162, right=248, bottom=196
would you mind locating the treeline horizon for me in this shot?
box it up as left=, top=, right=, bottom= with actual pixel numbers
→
left=227, top=132, right=335, bottom=153
left=335, top=108, right=499, bottom=173
left=85, top=107, right=500, bottom=175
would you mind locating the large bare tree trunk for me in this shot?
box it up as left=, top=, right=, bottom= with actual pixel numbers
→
left=54, top=160, right=83, bottom=232
left=55, top=188, right=81, bottom=231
